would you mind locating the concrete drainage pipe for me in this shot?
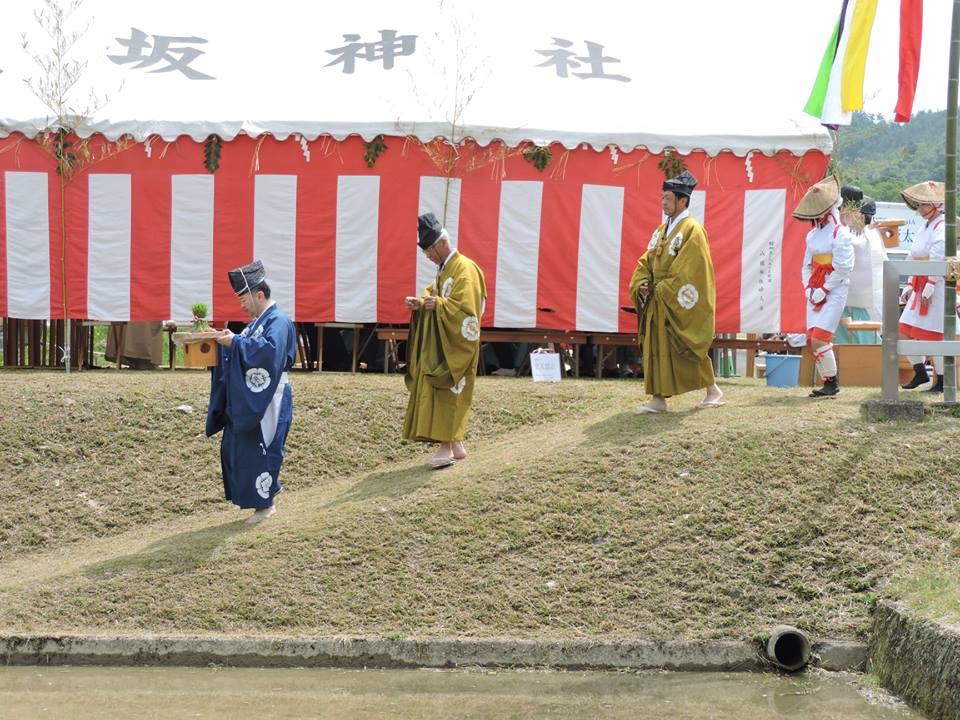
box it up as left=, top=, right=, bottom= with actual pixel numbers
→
left=766, top=625, right=812, bottom=671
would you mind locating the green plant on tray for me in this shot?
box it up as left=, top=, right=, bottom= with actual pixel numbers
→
left=191, top=302, right=210, bottom=331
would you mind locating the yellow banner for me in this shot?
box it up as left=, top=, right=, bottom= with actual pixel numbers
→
left=841, top=0, right=880, bottom=112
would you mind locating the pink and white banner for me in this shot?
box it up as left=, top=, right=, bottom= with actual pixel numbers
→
left=0, top=133, right=827, bottom=333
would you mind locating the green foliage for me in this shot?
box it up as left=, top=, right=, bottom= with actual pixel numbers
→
left=363, top=135, right=388, bottom=167
left=522, top=144, right=552, bottom=171
left=191, top=302, right=209, bottom=331
left=657, top=150, right=686, bottom=179
left=888, top=564, right=960, bottom=623
left=203, top=134, right=221, bottom=173
left=834, top=110, right=956, bottom=201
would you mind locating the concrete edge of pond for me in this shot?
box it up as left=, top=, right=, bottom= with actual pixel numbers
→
left=0, top=634, right=867, bottom=672
left=870, top=600, right=960, bottom=720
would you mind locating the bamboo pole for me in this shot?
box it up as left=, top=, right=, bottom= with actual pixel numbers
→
left=944, top=0, right=959, bottom=402
left=60, top=147, right=71, bottom=374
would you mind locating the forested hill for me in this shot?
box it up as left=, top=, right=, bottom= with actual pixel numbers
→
left=833, top=110, right=953, bottom=201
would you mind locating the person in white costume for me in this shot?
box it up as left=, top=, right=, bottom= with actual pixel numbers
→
left=837, top=188, right=887, bottom=343
left=792, top=175, right=855, bottom=398
left=857, top=197, right=888, bottom=320
left=898, top=181, right=947, bottom=393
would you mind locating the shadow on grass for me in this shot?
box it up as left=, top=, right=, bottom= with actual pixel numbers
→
left=84, top=520, right=246, bottom=577
left=741, top=392, right=815, bottom=407
left=328, top=464, right=432, bottom=507
left=580, top=410, right=692, bottom=447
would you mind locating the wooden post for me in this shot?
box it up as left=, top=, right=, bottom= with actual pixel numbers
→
left=29, top=320, right=42, bottom=367
left=1, top=318, right=10, bottom=367
left=943, top=0, right=959, bottom=402
left=352, top=325, right=360, bottom=373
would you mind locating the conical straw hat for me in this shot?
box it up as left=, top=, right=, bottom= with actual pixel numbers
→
left=900, top=180, right=944, bottom=210
left=793, top=175, right=840, bottom=220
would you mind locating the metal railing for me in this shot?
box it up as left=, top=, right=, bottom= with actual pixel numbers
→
left=881, top=259, right=959, bottom=401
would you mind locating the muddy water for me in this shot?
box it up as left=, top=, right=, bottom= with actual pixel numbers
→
left=0, top=666, right=920, bottom=719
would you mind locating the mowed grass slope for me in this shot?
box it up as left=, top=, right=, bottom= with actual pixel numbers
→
left=0, top=370, right=958, bottom=640
left=0, top=371, right=621, bottom=562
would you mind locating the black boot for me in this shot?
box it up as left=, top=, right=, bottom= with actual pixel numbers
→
left=927, top=375, right=944, bottom=393
left=901, top=363, right=930, bottom=389
left=810, top=376, right=839, bottom=397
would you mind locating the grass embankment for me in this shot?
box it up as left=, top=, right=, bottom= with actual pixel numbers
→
left=0, top=370, right=957, bottom=641
left=887, top=564, right=960, bottom=629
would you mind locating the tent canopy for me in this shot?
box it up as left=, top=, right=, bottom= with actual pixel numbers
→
left=1, top=0, right=832, bottom=156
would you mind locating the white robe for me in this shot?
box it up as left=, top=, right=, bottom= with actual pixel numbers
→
left=802, top=212, right=855, bottom=337
left=899, top=213, right=946, bottom=338
left=846, top=226, right=887, bottom=321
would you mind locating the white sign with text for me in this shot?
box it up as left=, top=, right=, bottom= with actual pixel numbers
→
left=529, top=351, right=562, bottom=382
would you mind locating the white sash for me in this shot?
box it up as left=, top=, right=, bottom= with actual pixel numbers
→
left=260, top=372, right=289, bottom=449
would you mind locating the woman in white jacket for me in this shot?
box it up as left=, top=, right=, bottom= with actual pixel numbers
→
left=898, top=181, right=946, bottom=393
left=793, top=175, right=855, bottom=398
left=837, top=189, right=887, bottom=343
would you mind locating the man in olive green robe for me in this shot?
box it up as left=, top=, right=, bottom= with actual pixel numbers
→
left=628, top=170, right=724, bottom=414
left=403, top=212, right=487, bottom=468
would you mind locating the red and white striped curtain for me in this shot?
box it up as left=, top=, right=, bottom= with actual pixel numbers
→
left=0, top=133, right=828, bottom=333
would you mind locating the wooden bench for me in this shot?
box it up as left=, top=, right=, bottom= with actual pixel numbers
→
left=314, top=322, right=378, bottom=373
left=375, top=326, right=809, bottom=379
left=840, top=318, right=882, bottom=343
left=80, top=321, right=128, bottom=369
left=374, top=327, right=587, bottom=376
left=588, top=332, right=635, bottom=379
left=587, top=332, right=798, bottom=379
left=162, top=321, right=182, bottom=369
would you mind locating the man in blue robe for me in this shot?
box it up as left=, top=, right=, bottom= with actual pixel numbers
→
left=206, top=260, right=297, bottom=524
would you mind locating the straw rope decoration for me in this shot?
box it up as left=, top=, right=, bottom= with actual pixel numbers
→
left=0, top=138, right=24, bottom=168
left=547, top=148, right=571, bottom=181
left=33, top=133, right=136, bottom=181
left=446, top=140, right=462, bottom=178
left=248, top=135, right=267, bottom=174
left=313, top=136, right=339, bottom=161
left=318, top=136, right=331, bottom=158
left=407, top=137, right=448, bottom=174
left=332, top=138, right=344, bottom=165
left=772, top=154, right=814, bottom=201
left=702, top=155, right=725, bottom=192
left=456, top=140, right=519, bottom=179
left=490, top=144, right=509, bottom=181
left=611, top=150, right=650, bottom=188
left=31, top=133, right=129, bottom=180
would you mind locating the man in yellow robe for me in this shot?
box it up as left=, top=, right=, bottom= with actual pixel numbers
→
left=402, top=212, right=487, bottom=468
left=628, top=170, right=723, bottom=414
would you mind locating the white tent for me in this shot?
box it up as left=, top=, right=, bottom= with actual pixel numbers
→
left=0, top=0, right=834, bottom=333
left=1, top=0, right=831, bottom=155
